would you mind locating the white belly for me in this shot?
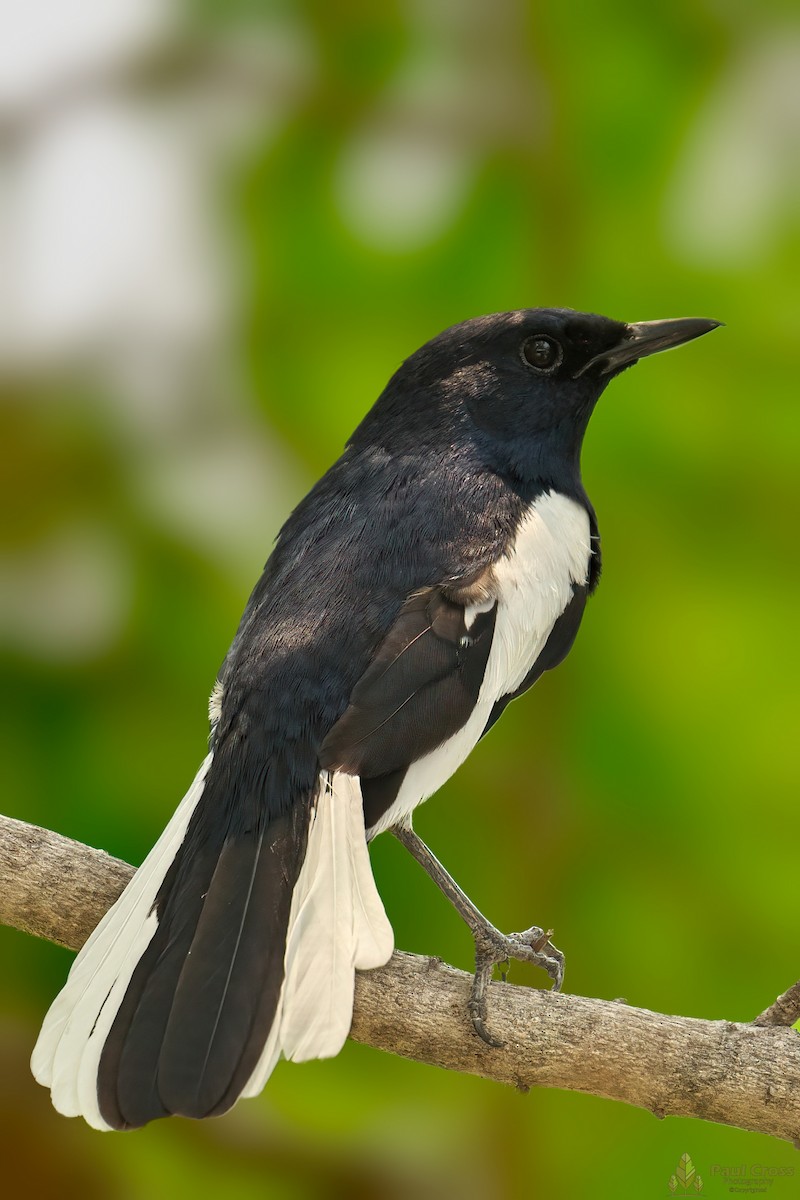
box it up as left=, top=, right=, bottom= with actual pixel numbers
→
left=367, top=490, right=592, bottom=836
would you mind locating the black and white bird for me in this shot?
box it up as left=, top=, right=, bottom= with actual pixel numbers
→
left=32, top=308, right=720, bottom=1129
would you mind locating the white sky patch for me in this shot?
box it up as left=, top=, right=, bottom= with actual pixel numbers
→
left=334, top=19, right=490, bottom=252
left=0, top=3, right=317, bottom=661
left=3, top=99, right=224, bottom=368
left=132, top=427, right=308, bottom=581
left=336, top=127, right=476, bottom=252
left=0, top=523, right=132, bottom=661
left=664, top=32, right=800, bottom=266
left=0, top=0, right=177, bottom=116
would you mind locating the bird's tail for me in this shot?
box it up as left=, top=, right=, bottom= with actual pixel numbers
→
left=31, top=758, right=393, bottom=1130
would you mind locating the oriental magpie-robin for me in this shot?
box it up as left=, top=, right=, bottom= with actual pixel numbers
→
left=32, top=308, right=720, bottom=1128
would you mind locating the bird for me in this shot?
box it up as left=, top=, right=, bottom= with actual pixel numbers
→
left=31, top=307, right=720, bottom=1129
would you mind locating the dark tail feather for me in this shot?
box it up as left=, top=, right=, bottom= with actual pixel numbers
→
left=100, top=794, right=308, bottom=1128
left=31, top=758, right=392, bottom=1130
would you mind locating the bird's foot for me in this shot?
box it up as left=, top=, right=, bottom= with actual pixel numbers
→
left=468, top=925, right=564, bottom=1048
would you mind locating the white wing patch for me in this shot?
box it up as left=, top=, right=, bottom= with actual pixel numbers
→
left=368, top=490, right=591, bottom=835
left=483, top=489, right=591, bottom=696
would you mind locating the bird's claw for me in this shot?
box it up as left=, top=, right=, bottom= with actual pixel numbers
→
left=511, top=925, right=565, bottom=991
left=468, top=924, right=565, bottom=1046
left=467, top=986, right=505, bottom=1049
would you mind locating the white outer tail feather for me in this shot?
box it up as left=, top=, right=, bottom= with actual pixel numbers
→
left=241, top=772, right=393, bottom=1095
left=31, top=754, right=213, bottom=1130
left=31, top=760, right=393, bottom=1127
left=279, top=773, right=393, bottom=1062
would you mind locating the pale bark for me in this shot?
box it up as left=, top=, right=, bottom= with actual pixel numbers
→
left=2, top=812, right=798, bottom=1144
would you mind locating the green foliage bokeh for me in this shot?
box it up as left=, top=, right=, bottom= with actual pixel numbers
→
left=1, top=3, right=798, bottom=1198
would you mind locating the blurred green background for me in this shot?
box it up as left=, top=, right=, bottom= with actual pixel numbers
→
left=1, top=1, right=798, bottom=1197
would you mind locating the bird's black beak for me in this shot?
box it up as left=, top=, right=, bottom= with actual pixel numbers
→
left=575, top=317, right=723, bottom=377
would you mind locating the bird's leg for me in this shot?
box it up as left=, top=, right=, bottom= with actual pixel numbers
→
left=391, top=822, right=564, bottom=1047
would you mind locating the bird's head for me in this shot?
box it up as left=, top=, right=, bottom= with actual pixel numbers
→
left=352, top=308, right=721, bottom=488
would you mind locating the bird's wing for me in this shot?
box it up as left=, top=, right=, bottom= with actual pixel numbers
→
left=319, top=569, right=497, bottom=781
left=481, top=582, right=588, bottom=737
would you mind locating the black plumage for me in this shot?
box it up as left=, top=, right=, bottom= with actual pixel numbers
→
left=320, top=585, right=497, bottom=777
left=32, top=308, right=721, bottom=1129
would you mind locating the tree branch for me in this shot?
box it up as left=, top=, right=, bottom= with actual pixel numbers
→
left=2, top=812, right=799, bottom=1144
left=754, top=982, right=800, bottom=1029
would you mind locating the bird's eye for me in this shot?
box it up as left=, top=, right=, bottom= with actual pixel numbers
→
left=521, top=335, right=562, bottom=372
